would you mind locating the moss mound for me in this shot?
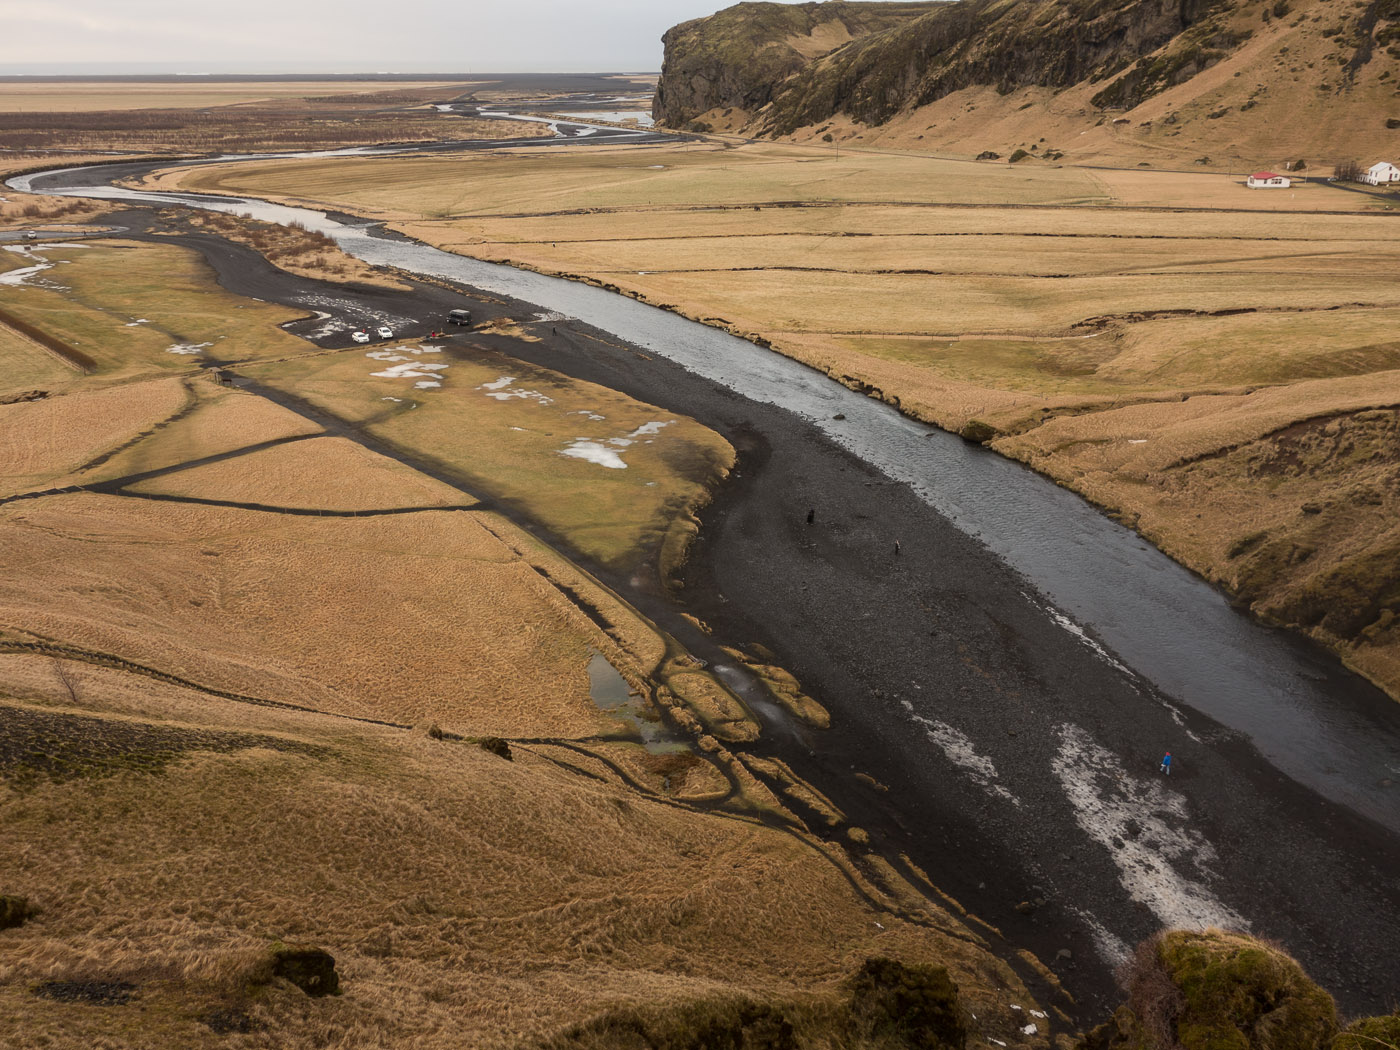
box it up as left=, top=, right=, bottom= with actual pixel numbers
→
left=540, top=956, right=968, bottom=1049
left=1084, top=930, right=1338, bottom=1050
left=959, top=420, right=998, bottom=444
left=1334, top=1014, right=1400, bottom=1050
left=848, top=957, right=968, bottom=1050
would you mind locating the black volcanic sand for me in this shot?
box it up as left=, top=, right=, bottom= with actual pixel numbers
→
left=69, top=206, right=1400, bottom=1023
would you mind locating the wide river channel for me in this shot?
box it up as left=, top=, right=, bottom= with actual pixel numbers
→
left=13, top=152, right=1400, bottom=837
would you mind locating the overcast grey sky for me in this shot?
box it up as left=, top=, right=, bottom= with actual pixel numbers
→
left=0, top=0, right=783, bottom=74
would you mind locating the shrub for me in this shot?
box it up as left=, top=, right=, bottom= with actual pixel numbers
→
left=1008, top=148, right=1031, bottom=162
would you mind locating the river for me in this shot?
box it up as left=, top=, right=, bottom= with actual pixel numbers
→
left=13, top=156, right=1399, bottom=831
left=10, top=140, right=1400, bottom=1012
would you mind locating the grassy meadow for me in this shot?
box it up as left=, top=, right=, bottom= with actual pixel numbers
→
left=152, top=140, right=1400, bottom=699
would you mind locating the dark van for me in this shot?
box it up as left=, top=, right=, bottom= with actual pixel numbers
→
left=447, top=309, right=473, bottom=326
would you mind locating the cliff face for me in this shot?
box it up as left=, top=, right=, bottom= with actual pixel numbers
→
left=654, top=0, right=1400, bottom=160
left=760, top=0, right=1227, bottom=134
left=652, top=1, right=936, bottom=128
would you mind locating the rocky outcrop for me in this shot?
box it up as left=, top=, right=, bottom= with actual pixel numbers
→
left=761, top=0, right=1231, bottom=133
left=653, top=1, right=934, bottom=128
left=655, top=0, right=1270, bottom=135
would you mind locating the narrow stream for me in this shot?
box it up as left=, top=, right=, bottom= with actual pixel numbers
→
left=12, top=156, right=1400, bottom=833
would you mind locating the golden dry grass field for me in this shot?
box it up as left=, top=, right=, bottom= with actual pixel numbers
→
left=0, top=231, right=1050, bottom=1047
left=149, top=140, right=1400, bottom=700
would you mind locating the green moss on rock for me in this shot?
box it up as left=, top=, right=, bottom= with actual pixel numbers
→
left=1082, top=930, right=1338, bottom=1050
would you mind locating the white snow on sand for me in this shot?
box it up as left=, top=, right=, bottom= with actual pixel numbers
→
left=1072, top=907, right=1131, bottom=963
left=1053, top=723, right=1248, bottom=933
left=370, top=361, right=449, bottom=379
left=0, top=243, right=87, bottom=288
left=477, top=375, right=554, bottom=404
left=414, top=380, right=441, bottom=389
left=556, top=419, right=675, bottom=470
left=166, top=342, right=212, bottom=355
left=560, top=439, right=628, bottom=469
left=124, top=318, right=151, bottom=327
left=367, top=350, right=411, bottom=362
left=904, top=702, right=1018, bottom=804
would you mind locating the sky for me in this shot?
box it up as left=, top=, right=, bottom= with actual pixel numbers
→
left=0, top=0, right=793, bottom=74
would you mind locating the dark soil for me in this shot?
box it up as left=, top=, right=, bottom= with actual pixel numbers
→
left=33, top=979, right=136, bottom=1006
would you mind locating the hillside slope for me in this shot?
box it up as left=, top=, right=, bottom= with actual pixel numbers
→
left=658, top=0, right=1400, bottom=165
left=653, top=1, right=935, bottom=128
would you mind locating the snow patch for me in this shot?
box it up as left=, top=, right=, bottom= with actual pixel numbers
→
left=166, top=342, right=212, bottom=355
left=477, top=375, right=554, bottom=404
left=1052, top=723, right=1248, bottom=933
left=902, top=701, right=1018, bottom=805
left=371, top=361, right=449, bottom=379
left=560, top=439, right=628, bottom=469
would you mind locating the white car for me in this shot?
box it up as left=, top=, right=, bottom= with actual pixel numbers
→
left=351, top=330, right=370, bottom=344
left=23, top=231, right=38, bottom=241
left=376, top=325, right=393, bottom=340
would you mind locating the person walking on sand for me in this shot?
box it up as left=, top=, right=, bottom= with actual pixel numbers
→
left=894, top=539, right=901, bottom=555
left=1160, top=752, right=1172, bottom=775
left=806, top=508, right=815, bottom=525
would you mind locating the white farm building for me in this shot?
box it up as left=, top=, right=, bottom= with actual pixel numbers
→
left=1246, top=171, right=1291, bottom=188
left=1361, top=161, right=1400, bottom=185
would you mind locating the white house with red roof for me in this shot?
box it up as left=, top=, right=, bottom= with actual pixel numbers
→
left=1246, top=171, right=1291, bottom=188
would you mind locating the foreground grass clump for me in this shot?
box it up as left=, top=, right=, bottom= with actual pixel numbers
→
left=540, top=956, right=969, bottom=1049
left=1084, top=929, right=1338, bottom=1050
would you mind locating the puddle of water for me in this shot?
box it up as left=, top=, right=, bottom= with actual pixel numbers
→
left=587, top=651, right=687, bottom=753
left=588, top=650, right=635, bottom=710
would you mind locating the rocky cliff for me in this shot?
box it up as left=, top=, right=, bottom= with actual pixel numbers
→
left=656, top=0, right=1400, bottom=161
left=653, top=1, right=935, bottom=129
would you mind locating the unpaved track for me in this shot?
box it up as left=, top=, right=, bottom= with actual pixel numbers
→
left=25, top=189, right=1400, bottom=1023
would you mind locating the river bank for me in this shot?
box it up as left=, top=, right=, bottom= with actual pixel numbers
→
left=12, top=155, right=1400, bottom=1019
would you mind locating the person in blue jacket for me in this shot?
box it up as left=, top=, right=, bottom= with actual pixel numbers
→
left=1160, top=752, right=1172, bottom=775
